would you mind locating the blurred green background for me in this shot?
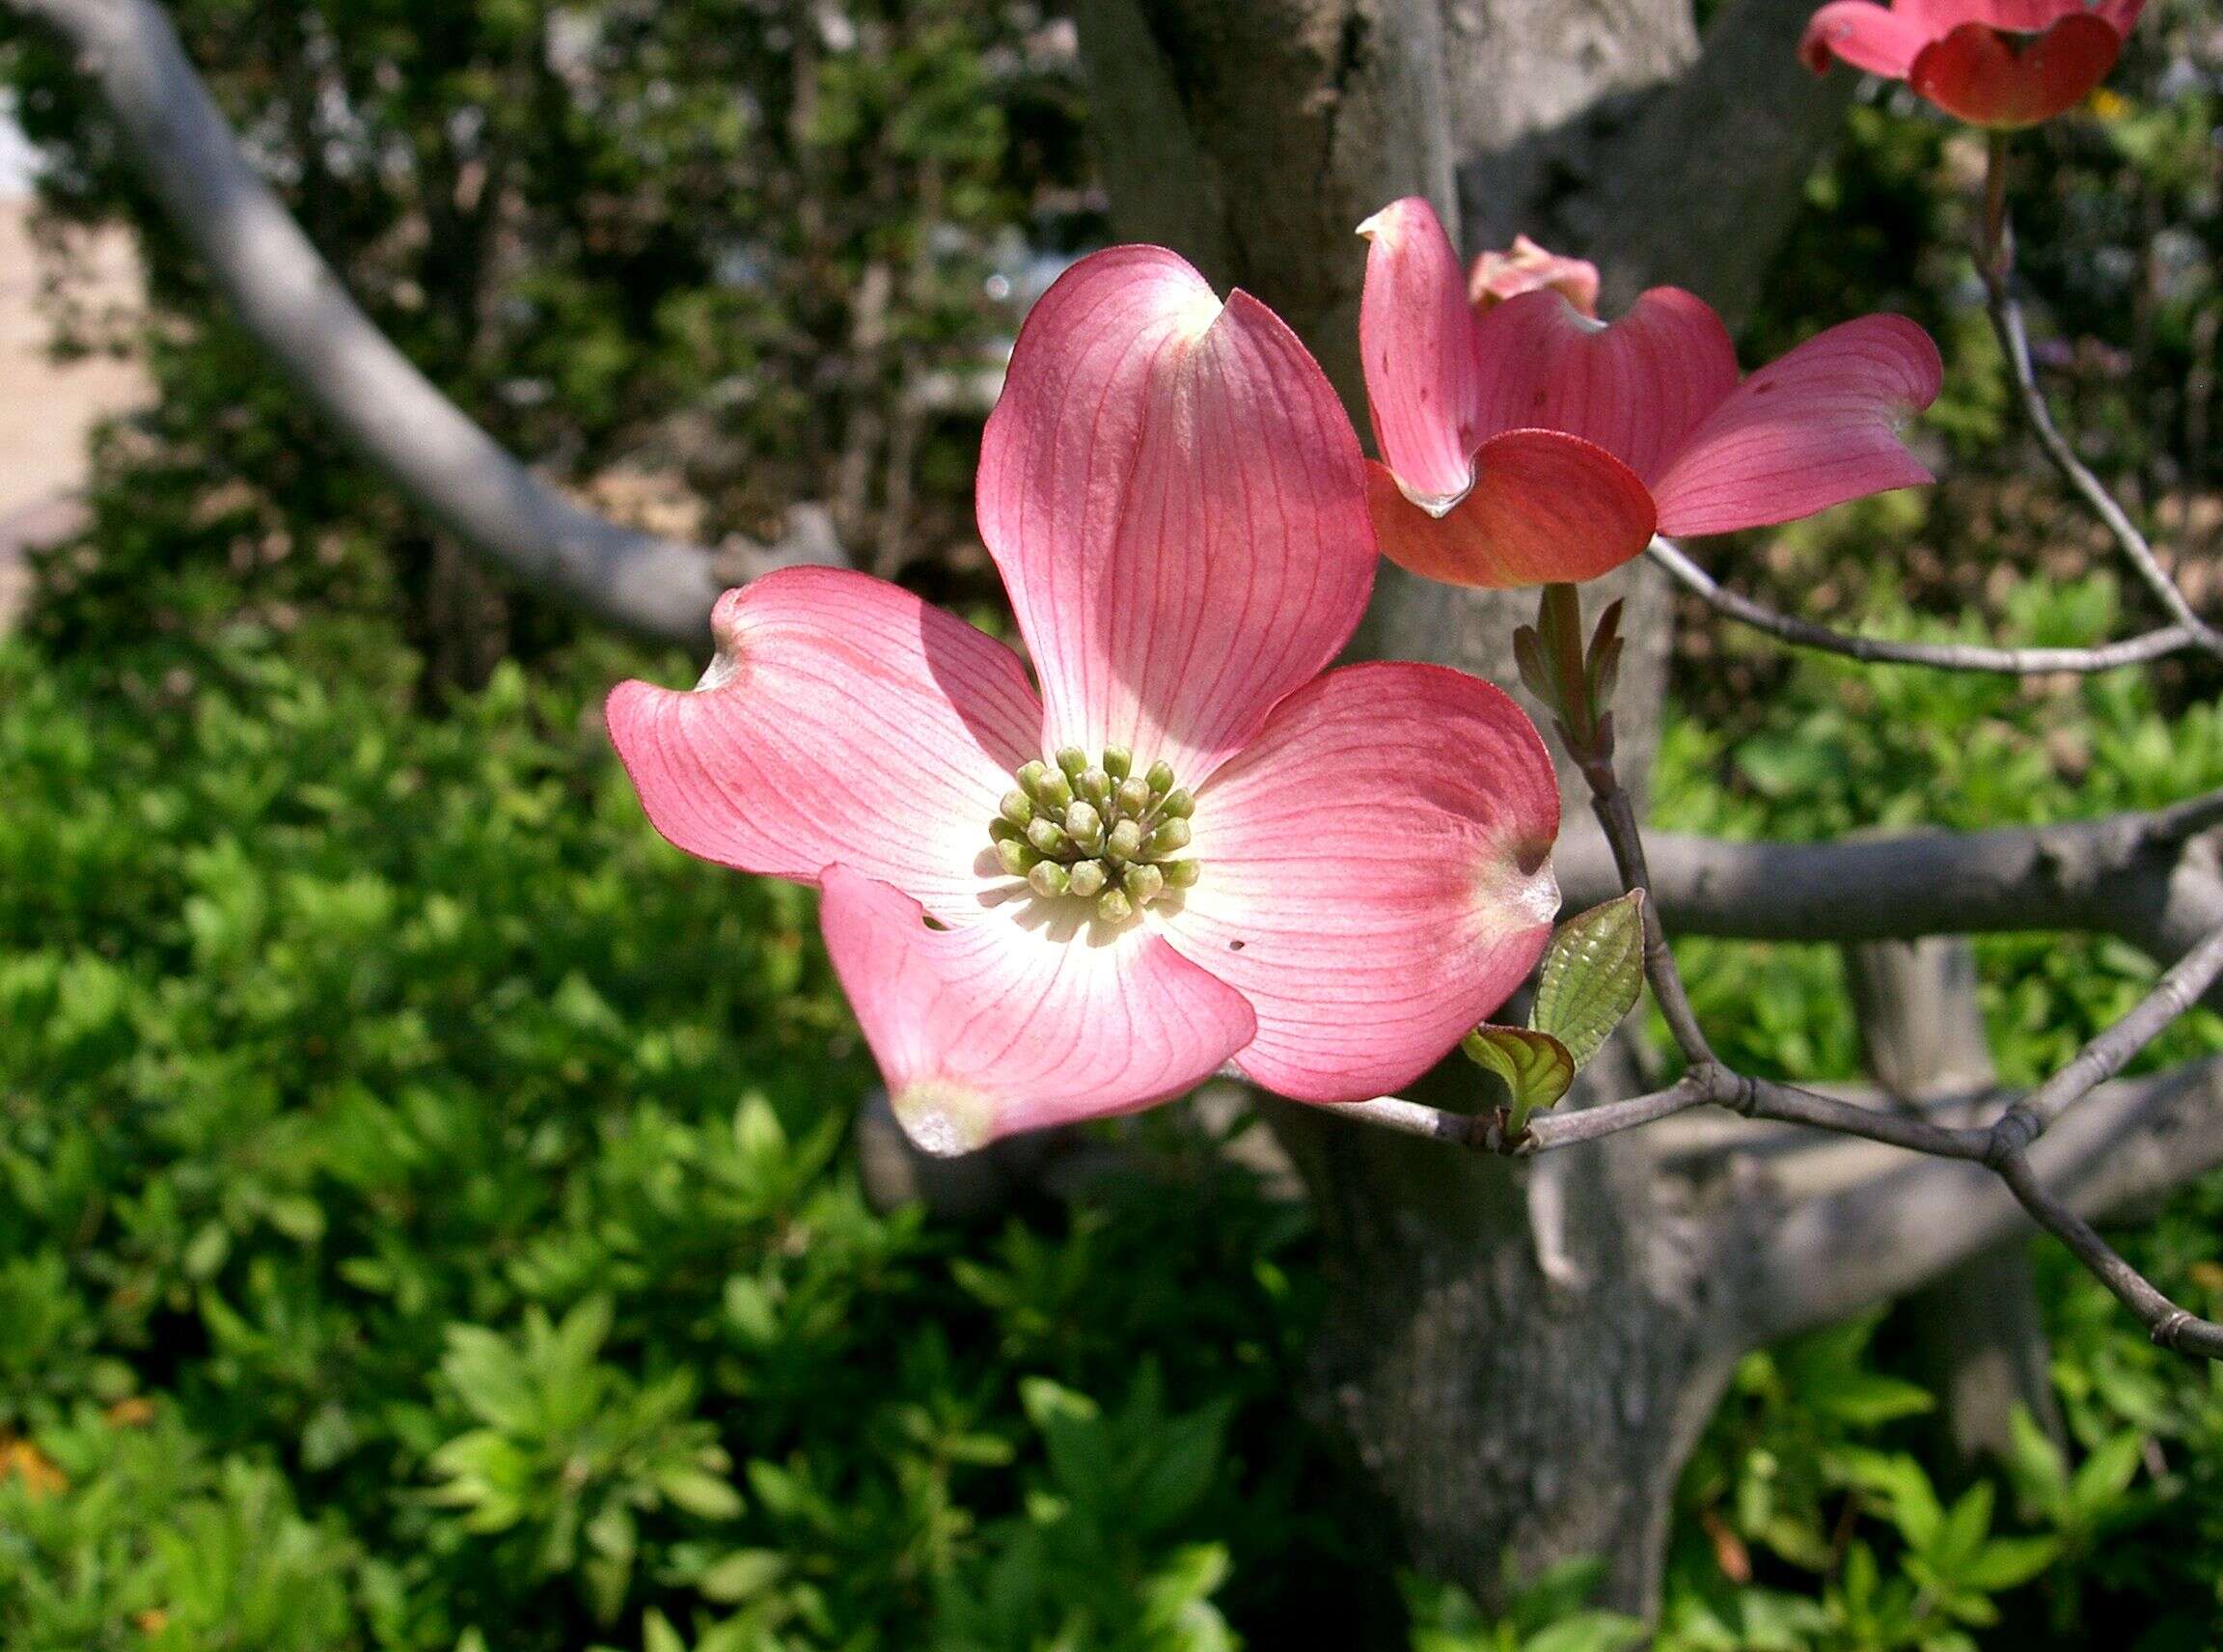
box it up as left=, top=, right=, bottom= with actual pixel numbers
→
left=2, top=2, right=2222, bottom=1648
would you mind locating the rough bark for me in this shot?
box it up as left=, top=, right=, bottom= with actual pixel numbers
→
left=1080, top=0, right=1846, bottom=1615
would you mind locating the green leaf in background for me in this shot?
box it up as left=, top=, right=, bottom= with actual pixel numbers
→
left=1532, top=891, right=1647, bottom=1071
left=1461, top=1026, right=1576, bottom=1133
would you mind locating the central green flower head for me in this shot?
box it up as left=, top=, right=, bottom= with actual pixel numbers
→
left=988, top=745, right=1199, bottom=924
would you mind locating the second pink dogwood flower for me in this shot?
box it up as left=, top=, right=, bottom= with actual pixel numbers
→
left=1358, top=197, right=1944, bottom=590
left=608, top=246, right=1561, bottom=1154
left=1801, top=0, right=2145, bottom=129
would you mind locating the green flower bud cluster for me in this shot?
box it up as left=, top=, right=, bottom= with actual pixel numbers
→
left=988, top=744, right=1200, bottom=923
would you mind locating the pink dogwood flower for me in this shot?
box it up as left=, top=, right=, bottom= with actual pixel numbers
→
left=606, top=246, right=1561, bottom=1155
left=1358, top=196, right=1944, bottom=590
left=1801, top=0, right=2144, bottom=129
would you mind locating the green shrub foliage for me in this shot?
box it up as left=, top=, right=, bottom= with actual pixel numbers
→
left=0, top=623, right=1369, bottom=1649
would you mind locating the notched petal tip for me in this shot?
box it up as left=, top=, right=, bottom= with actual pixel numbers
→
left=892, top=1078, right=998, bottom=1157
left=1649, top=313, right=1945, bottom=537
left=1355, top=196, right=1435, bottom=243
left=1358, top=195, right=1487, bottom=510
left=1493, top=841, right=1563, bottom=929
left=1393, top=467, right=1477, bottom=519
left=1157, top=660, right=1560, bottom=1103
left=1171, top=282, right=1232, bottom=342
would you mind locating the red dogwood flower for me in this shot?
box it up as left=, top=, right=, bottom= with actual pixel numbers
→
left=607, top=246, right=1560, bottom=1154
left=1800, top=0, right=2143, bottom=128
left=1358, top=196, right=1944, bottom=590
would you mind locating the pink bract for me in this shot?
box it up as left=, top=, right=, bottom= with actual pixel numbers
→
left=1469, top=234, right=1602, bottom=317
left=1800, top=0, right=2144, bottom=128
left=608, top=245, right=1562, bottom=1154
left=1357, top=197, right=1943, bottom=590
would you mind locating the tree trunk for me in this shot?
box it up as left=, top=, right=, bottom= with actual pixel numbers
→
left=1079, top=0, right=1847, bottom=1615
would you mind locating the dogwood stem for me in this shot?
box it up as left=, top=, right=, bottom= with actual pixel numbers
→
left=1980, top=129, right=2013, bottom=298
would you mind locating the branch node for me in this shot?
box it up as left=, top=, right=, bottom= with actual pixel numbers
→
left=1985, top=1107, right=2038, bottom=1169
left=2154, top=1308, right=2194, bottom=1350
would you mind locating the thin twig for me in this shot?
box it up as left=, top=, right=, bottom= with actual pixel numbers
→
left=1988, top=291, right=2216, bottom=649
left=1740, top=1073, right=1989, bottom=1160
left=1975, top=141, right=2220, bottom=656
left=1325, top=1094, right=1491, bottom=1147
left=1994, top=1150, right=2223, bottom=1357
left=1578, top=752, right=1718, bottom=1066
left=1989, top=922, right=2223, bottom=1158
left=1648, top=537, right=2197, bottom=675
left=1521, top=1071, right=1718, bottom=1150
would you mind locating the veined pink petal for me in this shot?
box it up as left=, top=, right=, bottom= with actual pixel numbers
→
left=819, top=866, right=1255, bottom=1153
left=1650, top=315, right=1943, bottom=537
left=1159, top=662, right=1560, bottom=1102
left=978, top=245, right=1375, bottom=784
left=1908, top=14, right=2123, bottom=127
left=1358, top=197, right=1486, bottom=509
left=606, top=566, right=1040, bottom=921
left=1365, top=432, right=1657, bottom=590
left=1470, top=287, right=1741, bottom=486
left=1801, top=0, right=1929, bottom=75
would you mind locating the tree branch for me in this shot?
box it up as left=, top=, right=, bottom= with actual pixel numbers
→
left=1986, top=266, right=2221, bottom=657
left=1649, top=536, right=2201, bottom=675
left=1991, top=1148, right=2223, bottom=1358
left=1754, top=1053, right=2223, bottom=1341
left=7, top=0, right=843, bottom=647
left=1554, top=804, right=2219, bottom=946
left=1990, top=922, right=2223, bottom=1156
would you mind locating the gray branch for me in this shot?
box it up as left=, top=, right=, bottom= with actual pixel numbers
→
left=9, top=0, right=844, bottom=647
left=1556, top=800, right=2223, bottom=947
left=1986, top=255, right=2221, bottom=655
left=1754, top=1053, right=2223, bottom=1342
left=1649, top=536, right=2201, bottom=675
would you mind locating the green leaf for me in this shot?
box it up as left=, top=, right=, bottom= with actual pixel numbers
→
left=2070, top=1429, right=2143, bottom=1524
left=1462, top=1025, right=1576, bottom=1129
left=1527, top=1613, right=1648, bottom=1652
left=700, top=1549, right=787, bottom=1604
left=658, top=1466, right=744, bottom=1522
left=1931, top=1482, right=1995, bottom=1574
left=1531, top=890, right=1647, bottom=1070
left=1962, top=1534, right=2058, bottom=1592
left=2006, top=1405, right=2070, bottom=1521
left=1808, top=1371, right=1936, bottom=1428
